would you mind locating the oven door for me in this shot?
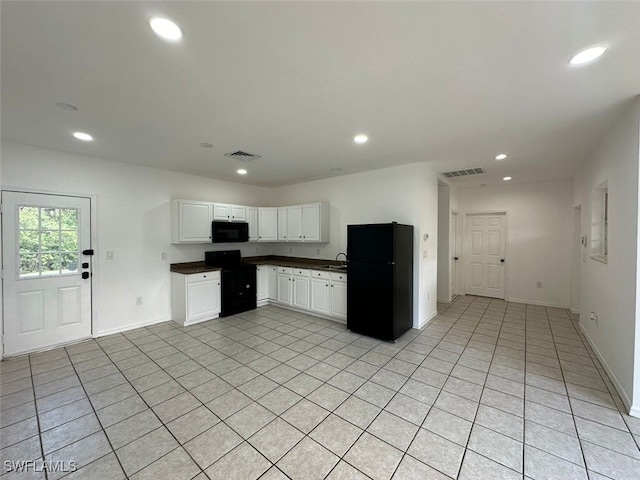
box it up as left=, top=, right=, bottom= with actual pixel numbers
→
left=220, top=265, right=257, bottom=316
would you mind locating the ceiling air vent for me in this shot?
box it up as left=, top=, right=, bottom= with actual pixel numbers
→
left=224, top=150, right=262, bottom=162
left=441, top=167, right=486, bottom=178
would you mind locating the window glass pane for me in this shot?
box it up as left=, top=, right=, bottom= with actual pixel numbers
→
left=62, top=252, right=79, bottom=272
left=40, top=230, right=61, bottom=252
left=19, top=230, right=40, bottom=254
left=40, top=253, right=61, bottom=276
left=60, top=209, right=78, bottom=230
left=19, top=254, right=39, bottom=277
left=19, top=206, right=39, bottom=230
left=60, top=230, right=78, bottom=253
left=40, top=208, right=60, bottom=230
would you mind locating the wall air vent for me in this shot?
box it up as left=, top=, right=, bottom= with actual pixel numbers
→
left=441, top=167, right=486, bottom=178
left=224, top=150, right=262, bottom=162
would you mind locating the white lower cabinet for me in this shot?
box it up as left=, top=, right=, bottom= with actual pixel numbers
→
left=292, top=269, right=310, bottom=310
left=330, top=273, right=347, bottom=321
left=310, top=271, right=331, bottom=316
left=171, top=271, right=221, bottom=326
left=267, top=266, right=278, bottom=300
left=257, top=265, right=268, bottom=303
left=276, top=267, right=293, bottom=305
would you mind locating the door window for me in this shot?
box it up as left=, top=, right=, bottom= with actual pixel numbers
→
left=18, top=206, right=79, bottom=278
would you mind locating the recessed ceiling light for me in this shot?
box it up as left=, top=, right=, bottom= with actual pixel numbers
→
left=72, top=132, right=93, bottom=142
left=55, top=102, right=78, bottom=111
left=495, top=153, right=508, bottom=160
left=148, top=16, right=183, bottom=41
left=503, top=176, right=512, bottom=181
left=354, top=134, right=368, bottom=144
left=200, top=143, right=213, bottom=148
left=569, top=46, right=607, bottom=66
left=237, top=169, right=248, bottom=175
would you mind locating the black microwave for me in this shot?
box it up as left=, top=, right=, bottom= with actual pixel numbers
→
left=212, top=221, right=249, bottom=243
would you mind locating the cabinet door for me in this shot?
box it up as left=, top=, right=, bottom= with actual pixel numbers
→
left=310, top=278, right=330, bottom=315
left=331, top=281, right=347, bottom=320
left=187, top=280, right=220, bottom=320
left=277, top=273, right=292, bottom=305
left=176, top=200, right=212, bottom=243
left=231, top=205, right=246, bottom=221
left=302, top=203, right=321, bottom=241
left=258, top=208, right=278, bottom=241
left=268, top=267, right=278, bottom=300
left=256, top=266, right=268, bottom=301
left=287, top=206, right=303, bottom=241
left=292, top=276, right=310, bottom=310
left=278, top=207, right=288, bottom=241
left=247, top=207, right=259, bottom=241
left=213, top=203, right=231, bottom=220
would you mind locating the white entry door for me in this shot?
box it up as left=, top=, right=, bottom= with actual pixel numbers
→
left=464, top=213, right=506, bottom=298
left=2, top=191, right=93, bottom=356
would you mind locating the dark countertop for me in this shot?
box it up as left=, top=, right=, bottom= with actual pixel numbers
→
left=170, top=255, right=347, bottom=275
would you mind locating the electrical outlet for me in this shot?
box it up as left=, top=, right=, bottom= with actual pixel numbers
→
left=136, top=296, right=143, bottom=305
left=589, top=312, right=598, bottom=326
left=536, top=282, right=542, bottom=288
left=289, top=248, right=292, bottom=254
left=106, top=251, right=114, bottom=261
left=316, top=248, right=320, bottom=255
left=161, top=252, right=168, bottom=261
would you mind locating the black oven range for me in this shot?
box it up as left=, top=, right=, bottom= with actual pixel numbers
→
left=205, top=250, right=257, bottom=317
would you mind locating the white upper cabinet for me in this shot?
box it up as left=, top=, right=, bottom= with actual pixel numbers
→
left=286, top=203, right=330, bottom=242
left=278, top=207, right=288, bottom=241
left=172, top=199, right=329, bottom=244
left=287, top=205, right=303, bottom=241
left=171, top=199, right=212, bottom=244
left=247, top=207, right=258, bottom=241
left=213, top=203, right=246, bottom=222
left=258, top=207, right=278, bottom=241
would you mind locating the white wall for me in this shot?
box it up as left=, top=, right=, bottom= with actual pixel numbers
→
left=1, top=141, right=272, bottom=336
left=437, top=184, right=451, bottom=302
left=573, top=97, right=640, bottom=415
left=457, top=179, right=573, bottom=308
left=270, top=163, right=440, bottom=328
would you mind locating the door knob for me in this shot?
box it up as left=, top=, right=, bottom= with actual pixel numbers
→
left=501, top=259, right=505, bottom=263
left=454, top=257, right=459, bottom=260
left=81, top=272, right=90, bottom=279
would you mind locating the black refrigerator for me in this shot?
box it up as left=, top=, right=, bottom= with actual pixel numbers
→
left=347, top=222, right=414, bottom=341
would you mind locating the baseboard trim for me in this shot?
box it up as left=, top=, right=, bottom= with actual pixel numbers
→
left=415, top=310, right=438, bottom=330
left=437, top=297, right=452, bottom=304
left=95, top=316, right=173, bottom=337
left=506, top=297, right=570, bottom=309
left=571, top=308, right=580, bottom=315
left=578, top=321, right=633, bottom=415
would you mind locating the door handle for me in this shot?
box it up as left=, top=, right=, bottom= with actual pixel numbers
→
left=82, top=249, right=94, bottom=256
left=454, top=257, right=459, bottom=260
left=81, top=272, right=90, bottom=279
left=501, top=259, right=505, bottom=263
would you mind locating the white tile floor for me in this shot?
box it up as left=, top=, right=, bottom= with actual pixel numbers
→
left=1, top=295, right=640, bottom=479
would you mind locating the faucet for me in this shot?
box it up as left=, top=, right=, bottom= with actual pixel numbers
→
left=335, top=252, right=347, bottom=266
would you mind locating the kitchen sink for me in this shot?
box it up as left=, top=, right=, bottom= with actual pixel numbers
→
left=319, top=264, right=348, bottom=270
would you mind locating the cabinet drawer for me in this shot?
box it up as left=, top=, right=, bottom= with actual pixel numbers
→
left=311, top=270, right=330, bottom=280
left=278, top=267, right=292, bottom=274
left=330, top=272, right=347, bottom=283
left=186, top=271, right=220, bottom=283
left=293, top=268, right=310, bottom=277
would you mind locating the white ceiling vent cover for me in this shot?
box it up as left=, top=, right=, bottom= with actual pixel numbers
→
left=224, top=150, right=262, bottom=162
left=441, top=167, right=486, bottom=178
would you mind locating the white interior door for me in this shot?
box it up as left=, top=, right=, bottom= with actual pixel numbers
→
left=2, top=191, right=93, bottom=356
left=451, top=212, right=460, bottom=296
left=464, top=213, right=506, bottom=298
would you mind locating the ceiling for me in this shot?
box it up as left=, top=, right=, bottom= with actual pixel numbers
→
left=1, top=1, right=639, bottom=188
